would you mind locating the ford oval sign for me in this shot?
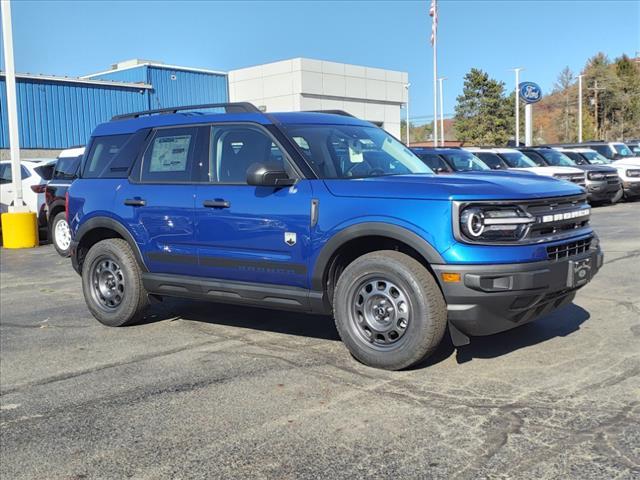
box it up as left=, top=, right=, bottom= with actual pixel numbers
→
left=519, top=82, right=542, bottom=104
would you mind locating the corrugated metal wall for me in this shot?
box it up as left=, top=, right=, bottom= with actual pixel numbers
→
left=1, top=65, right=228, bottom=149
left=147, top=67, right=228, bottom=110
left=1, top=78, right=147, bottom=149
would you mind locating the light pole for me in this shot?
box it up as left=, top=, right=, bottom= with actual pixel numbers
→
left=1, top=0, right=26, bottom=212
left=404, top=83, right=411, bottom=146
left=438, top=77, right=446, bottom=146
left=511, top=67, right=524, bottom=146
left=576, top=74, right=584, bottom=142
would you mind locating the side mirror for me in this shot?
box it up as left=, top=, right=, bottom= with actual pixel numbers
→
left=246, top=162, right=296, bottom=187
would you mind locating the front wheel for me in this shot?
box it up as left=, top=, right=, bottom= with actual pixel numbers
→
left=81, top=238, right=149, bottom=327
left=333, top=250, right=447, bottom=370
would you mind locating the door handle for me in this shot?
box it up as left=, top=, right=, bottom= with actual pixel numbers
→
left=124, top=198, right=146, bottom=207
left=203, top=199, right=230, bottom=209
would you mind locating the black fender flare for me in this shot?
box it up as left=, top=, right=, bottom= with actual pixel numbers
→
left=47, top=200, right=67, bottom=223
left=75, top=216, right=148, bottom=272
left=311, top=222, right=444, bottom=290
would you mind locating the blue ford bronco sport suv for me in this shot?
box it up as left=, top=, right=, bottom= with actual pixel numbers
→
left=68, top=103, right=602, bottom=370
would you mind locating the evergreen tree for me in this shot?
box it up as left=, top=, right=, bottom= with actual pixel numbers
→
left=453, top=69, right=512, bottom=145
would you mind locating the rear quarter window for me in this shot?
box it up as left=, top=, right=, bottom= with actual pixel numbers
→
left=53, top=156, right=81, bottom=180
left=83, top=134, right=142, bottom=179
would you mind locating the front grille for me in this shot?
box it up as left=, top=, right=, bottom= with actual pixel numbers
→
left=526, top=195, right=591, bottom=241
left=606, top=173, right=620, bottom=185
left=569, top=175, right=586, bottom=187
left=546, top=237, right=592, bottom=261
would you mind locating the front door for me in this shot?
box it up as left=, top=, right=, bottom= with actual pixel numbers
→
left=194, top=124, right=312, bottom=288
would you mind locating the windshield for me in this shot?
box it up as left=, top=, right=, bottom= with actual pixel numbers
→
left=475, top=152, right=506, bottom=169
left=440, top=151, right=489, bottom=171
left=414, top=152, right=449, bottom=172
left=499, top=152, right=538, bottom=168
left=283, top=125, right=432, bottom=178
left=537, top=149, right=577, bottom=167
left=613, top=143, right=634, bottom=157
left=581, top=151, right=611, bottom=165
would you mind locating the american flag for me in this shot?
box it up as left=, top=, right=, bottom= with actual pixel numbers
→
left=429, top=0, right=438, bottom=46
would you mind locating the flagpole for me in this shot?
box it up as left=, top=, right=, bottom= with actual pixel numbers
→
left=432, top=12, right=438, bottom=147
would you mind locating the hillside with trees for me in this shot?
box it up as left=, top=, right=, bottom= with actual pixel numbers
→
left=450, top=53, right=640, bottom=146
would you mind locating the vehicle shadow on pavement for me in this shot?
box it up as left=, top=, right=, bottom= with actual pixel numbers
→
left=140, top=297, right=342, bottom=342
left=453, top=303, right=590, bottom=364
left=138, top=300, right=589, bottom=368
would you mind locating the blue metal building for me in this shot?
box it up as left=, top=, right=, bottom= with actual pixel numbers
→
left=1, top=60, right=228, bottom=150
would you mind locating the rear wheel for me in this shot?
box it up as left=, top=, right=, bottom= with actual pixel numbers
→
left=51, top=211, right=72, bottom=257
left=82, top=238, right=149, bottom=327
left=333, top=250, right=447, bottom=370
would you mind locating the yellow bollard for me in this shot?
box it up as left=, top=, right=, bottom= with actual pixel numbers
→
left=1, top=212, right=39, bottom=248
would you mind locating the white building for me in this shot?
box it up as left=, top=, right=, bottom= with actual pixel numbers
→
left=228, top=58, right=408, bottom=138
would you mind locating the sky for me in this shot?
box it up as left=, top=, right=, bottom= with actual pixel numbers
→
left=3, top=0, right=639, bottom=123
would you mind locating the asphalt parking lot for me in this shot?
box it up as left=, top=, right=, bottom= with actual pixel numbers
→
left=1, top=202, right=639, bottom=479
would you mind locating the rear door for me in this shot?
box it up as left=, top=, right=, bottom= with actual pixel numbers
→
left=194, top=123, right=312, bottom=288
left=114, top=126, right=208, bottom=275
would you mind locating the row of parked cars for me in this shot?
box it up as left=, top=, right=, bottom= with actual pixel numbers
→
left=410, top=141, right=640, bottom=204
left=0, top=147, right=84, bottom=255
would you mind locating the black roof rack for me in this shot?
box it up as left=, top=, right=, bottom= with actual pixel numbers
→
left=306, top=110, right=356, bottom=118
left=111, top=102, right=262, bottom=121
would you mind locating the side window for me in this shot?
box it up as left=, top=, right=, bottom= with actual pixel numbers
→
left=21, top=166, right=31, bottom=180
left=84, top=134, right=132, bottom=178
left=209, top=125, right=287, bottom=184
left=0, top=164, right=10, bottom=183
left=141, top=127, right=200, bottom=183
left=53, top=156, right=81, bottom=180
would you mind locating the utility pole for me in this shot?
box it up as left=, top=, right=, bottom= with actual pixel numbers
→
left=511, top=67, right=524, bottom=146
left=577, top=74, right=584, bottom=142
left=589, top=80, right=606, bottom=138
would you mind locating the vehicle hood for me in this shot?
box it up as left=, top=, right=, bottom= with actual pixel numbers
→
left=612, top=158, right=640, bottom=167
left=511, top=166, right=583, bottom=175
left=573, top=164, right=617, bottom=173
left=322, top=172, right=582, bottom=201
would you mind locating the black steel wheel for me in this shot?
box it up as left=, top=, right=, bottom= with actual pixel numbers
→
left=81, top=238, right=148, bottom=327
left=333, top=250, right=447, bottom=370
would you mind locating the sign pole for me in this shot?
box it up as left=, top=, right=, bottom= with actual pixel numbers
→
left=1, top=0, right=26, bottom=212
left=512, top=67, right=523, bottom=146
left=525, top=104, right=533, bottom=146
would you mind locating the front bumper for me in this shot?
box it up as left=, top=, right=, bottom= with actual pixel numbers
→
left=586, top=180, right=621, bottom=201
left=432, top=247, right=603, bottom=337
left=622, top=181, right=640, bottom=198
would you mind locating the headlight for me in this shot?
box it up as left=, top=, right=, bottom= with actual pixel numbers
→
left=459, top=205, right=534, bottom=242
left=626, top=169, right=640, bottom=177
left=587, top=172, right=606, bottom=181
left=553, top=173, right=574, bottom=181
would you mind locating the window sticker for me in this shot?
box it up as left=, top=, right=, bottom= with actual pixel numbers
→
left=149, top=135, right=192, bottom=172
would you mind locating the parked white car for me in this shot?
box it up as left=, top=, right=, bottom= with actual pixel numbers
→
left=0, top=159, right=56, bottom=229
left=465, top=147, right=586, bottom=187
left=557, top=147, right=640, bottom=200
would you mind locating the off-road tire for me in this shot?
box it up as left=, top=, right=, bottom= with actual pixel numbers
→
left=333, top=250, right=447, bottom=370
left=82, top=238, right=149, bottom=327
